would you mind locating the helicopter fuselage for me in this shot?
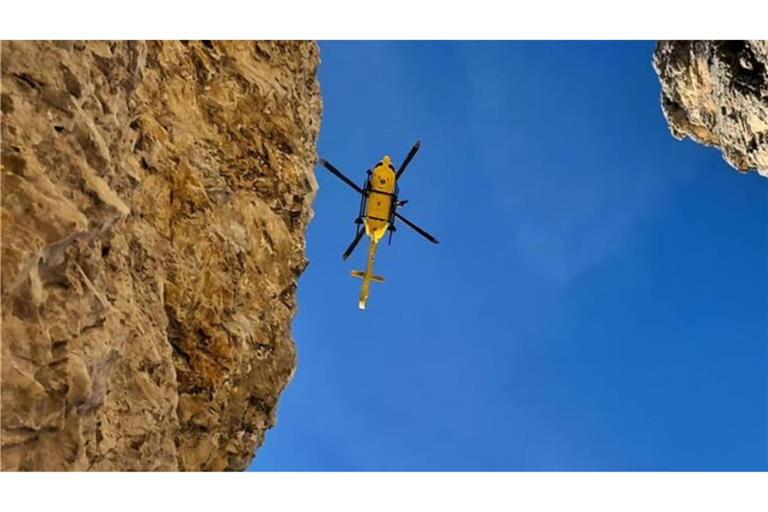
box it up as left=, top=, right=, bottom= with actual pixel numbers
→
left=364, top=156, right=397, bottom=242
left=353, top=155, right=397, bottom=309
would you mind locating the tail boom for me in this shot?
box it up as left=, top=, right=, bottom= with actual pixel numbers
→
left=352, top=240, right=382, bottom=310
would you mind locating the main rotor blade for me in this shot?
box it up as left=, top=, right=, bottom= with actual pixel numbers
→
left=342, top=228, right=366, bottom=260
left=319, top=158, right=365, bottom=195
left=396, top=140, right=421, bottom=180
left=394, top=212, right=439, bottom=244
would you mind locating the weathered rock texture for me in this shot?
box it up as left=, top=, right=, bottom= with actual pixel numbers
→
left=1, top=41, right=321, bottom=470
left=654, top=40, right=768, bottom=177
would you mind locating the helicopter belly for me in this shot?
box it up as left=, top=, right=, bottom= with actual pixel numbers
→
left=364, top=166, right=396, bottom=242
left=365, top=192, right=392, bottom=241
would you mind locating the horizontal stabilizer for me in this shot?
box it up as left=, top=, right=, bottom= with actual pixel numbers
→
left=351, top=270, right=384, bottom=283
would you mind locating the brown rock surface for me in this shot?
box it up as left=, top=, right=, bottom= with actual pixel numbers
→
left=1, top=41, right=321, bottom=470
left=653, top=40, right=768, bottom=177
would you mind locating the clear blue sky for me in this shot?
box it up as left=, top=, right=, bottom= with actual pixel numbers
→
left=249, top=41, right=767, bottom=471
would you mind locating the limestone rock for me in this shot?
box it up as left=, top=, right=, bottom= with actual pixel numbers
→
left=1, top=41, right=321, bottom=470
left=653, top=40, right=768, bottom=177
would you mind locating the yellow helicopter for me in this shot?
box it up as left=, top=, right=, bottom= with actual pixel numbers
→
left=319, top=140, right=439, bottom=310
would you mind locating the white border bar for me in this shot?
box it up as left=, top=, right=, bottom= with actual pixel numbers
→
left=1, top=472, right=767, bottom=512
left=1, top=1, right=767, bottom=39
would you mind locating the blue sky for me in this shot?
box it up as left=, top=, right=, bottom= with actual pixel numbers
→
left=249, top=41, right=767, bottom=471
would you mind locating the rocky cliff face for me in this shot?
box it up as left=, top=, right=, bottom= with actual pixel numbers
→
left=654, top=40, right=768, bottom=177
left=1, top=41, right=321, bottom=470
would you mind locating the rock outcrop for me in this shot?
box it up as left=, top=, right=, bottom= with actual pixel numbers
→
left=1, top=41, right=321, bottom=470
left=654, top=40, right=768, bottom=177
